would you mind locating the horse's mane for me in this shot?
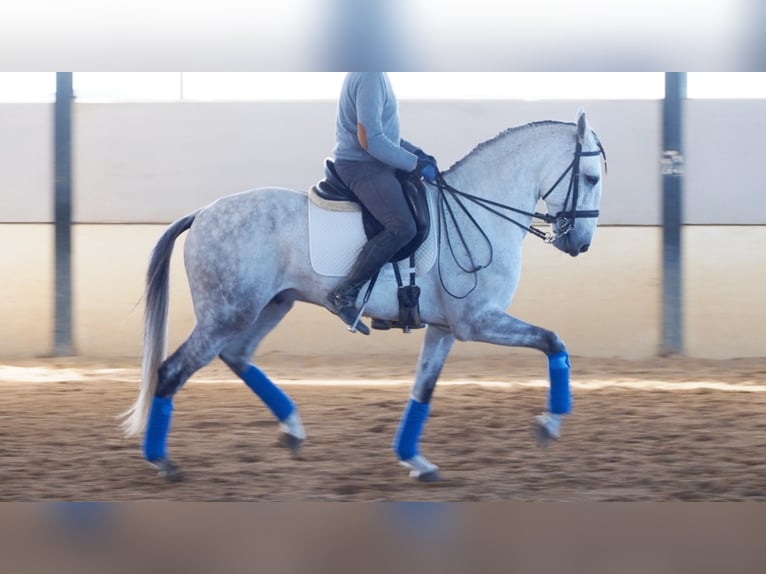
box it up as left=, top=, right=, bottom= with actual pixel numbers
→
left=446, top=120, right=576, bottom=173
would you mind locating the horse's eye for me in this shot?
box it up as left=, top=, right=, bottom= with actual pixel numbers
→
left=584, top=174, right=600, bottom=186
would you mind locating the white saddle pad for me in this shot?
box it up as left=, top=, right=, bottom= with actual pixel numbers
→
left=307, top=188, right=438, bottom=278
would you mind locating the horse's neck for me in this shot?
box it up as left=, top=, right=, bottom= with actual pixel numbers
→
left=443, top=130, right=554, bottom=221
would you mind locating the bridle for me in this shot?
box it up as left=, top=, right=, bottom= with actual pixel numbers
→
left=434, top=138, right=606, bottom=245
left=538, top=140, right=605, bottom=242
left=432, top=136, right=607, bottom=298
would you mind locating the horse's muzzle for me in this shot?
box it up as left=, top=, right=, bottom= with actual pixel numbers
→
left=566, top=243, right=590, bottom=257
left=553, top=234, right=591, bottom=257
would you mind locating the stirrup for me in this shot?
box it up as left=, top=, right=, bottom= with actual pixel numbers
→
left=325, top=281, right=373, bottom=336
left=329, top=302, right=370, bottom=335
left=349, top=302, right=372, bottom=335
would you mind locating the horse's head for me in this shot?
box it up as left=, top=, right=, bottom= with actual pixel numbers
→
left=542, top=110, right=606, bottom=257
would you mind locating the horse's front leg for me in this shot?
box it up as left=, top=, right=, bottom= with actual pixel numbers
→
left=453, top=310, right=571, bottom=445
left=393, top=323, right=455, bottom=482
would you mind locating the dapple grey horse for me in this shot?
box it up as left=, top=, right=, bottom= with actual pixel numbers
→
left=122, top=110, right=606, bottom=482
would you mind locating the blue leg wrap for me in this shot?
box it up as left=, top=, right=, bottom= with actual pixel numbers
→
left=241, top=365, right=294, bottom=422
left=548, top=351, right=572, bottom=414
left=393, top=399, right=430, bottom=460
left=143, top=396, right=173, bottom=462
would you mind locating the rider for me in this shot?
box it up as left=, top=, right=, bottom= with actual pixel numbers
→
left=325, top=72, right=439, bottom=335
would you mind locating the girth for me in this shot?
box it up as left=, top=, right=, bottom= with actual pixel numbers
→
left=314, top=159, right=431, bottom=263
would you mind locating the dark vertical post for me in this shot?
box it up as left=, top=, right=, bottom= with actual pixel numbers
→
left=661, top=72, right=686, bottom=356
left=54, top=72, right=74, bottom=356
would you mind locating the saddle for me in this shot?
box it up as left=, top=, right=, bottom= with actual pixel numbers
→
left=314, top=159, right=431, bottom=263
left=313, top=159, right=431, bottom=332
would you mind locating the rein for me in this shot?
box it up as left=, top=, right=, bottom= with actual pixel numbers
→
left=433, top=141, right=605, bottom=298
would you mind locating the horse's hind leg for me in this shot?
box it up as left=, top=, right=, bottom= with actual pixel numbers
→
left=144, top=325, right=229, bottom=481
left=219, top=294, right=306, bottom=459
left=394, top=324, right=455, bottom=482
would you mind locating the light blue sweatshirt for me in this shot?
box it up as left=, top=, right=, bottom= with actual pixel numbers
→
left=332, top=72, right=419, bottom=172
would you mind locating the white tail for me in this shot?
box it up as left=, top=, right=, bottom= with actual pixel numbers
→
left=120, top=212, right=197, bottom=437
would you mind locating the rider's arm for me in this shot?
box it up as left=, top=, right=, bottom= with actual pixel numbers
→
left=355, top=74, right=418, bottom=172
left=400, top=139, right=423, bottom=156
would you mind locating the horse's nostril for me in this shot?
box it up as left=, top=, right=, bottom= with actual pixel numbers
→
left=579, top=244, right=590, bottom=254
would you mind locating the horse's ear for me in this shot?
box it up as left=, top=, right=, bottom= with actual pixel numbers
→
left=576, top=108, right=588, bottom=143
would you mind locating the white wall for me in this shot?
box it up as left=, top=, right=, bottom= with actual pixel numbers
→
left=685, top=100, right=766, bottom=224
left=0, top=104, right=52, bottom=222
left=3, top=100, right=666, bottom=225
left=6, top=99, right=763, bottom=226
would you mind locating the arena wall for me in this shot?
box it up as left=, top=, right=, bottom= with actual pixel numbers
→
left=1, top=99, right=763, bottom=359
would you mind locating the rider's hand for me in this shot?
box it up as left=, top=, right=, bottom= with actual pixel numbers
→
left=415, top=154, right=438, bottom=184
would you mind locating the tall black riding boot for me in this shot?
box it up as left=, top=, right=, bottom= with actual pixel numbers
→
left=325, top=280, right=370, bottom=335
left=325, top=230, right=405, bottom=335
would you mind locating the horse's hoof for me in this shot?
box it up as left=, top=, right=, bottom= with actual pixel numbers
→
left=400, top=455, right=440, bottom=482
left=417, top=470, right=442, bottom=483
left=534, top=422, right=554, bottom=447
left=278, top=432, right=304, bottom=460
left=148, top=459, right=184, bottom=482
left=533, top=414, right=560, bottom=447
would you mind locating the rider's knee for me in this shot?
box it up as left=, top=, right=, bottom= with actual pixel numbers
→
left=390, top=217, right=417, bottom=246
